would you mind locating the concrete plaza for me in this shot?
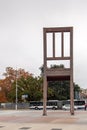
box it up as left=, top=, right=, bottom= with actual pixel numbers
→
left=0, top=110, right=87, bottom=130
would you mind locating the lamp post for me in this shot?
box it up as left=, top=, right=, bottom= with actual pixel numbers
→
left=15, top=69, right=18, bottom=110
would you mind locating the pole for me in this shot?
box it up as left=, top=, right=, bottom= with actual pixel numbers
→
left=15, top=69, right=18, bottom=110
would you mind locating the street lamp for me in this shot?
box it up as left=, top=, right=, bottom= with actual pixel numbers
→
left=15, top=69, right=18, bottom=110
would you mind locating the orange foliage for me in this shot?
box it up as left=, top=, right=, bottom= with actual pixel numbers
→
left=0, top=80, right=7, bottom=102
left=0, top=67, right=33, bottom=102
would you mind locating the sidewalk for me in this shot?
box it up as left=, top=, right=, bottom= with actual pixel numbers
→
left=0, top=110, right=87, bottom=130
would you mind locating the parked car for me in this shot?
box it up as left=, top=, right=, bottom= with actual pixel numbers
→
left=62, top=104, right=77, bottom=110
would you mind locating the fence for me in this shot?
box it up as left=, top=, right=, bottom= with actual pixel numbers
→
left=0, top=102, right=29, bottom=109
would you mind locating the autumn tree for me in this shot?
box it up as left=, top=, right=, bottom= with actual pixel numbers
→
left=0, top=67, right=32, bottom=102
left=0, top=80, right=7, bottom=102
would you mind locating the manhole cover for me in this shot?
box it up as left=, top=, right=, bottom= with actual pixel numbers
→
left=0, top=126, right=5, bottom=128
left=51, top=129, right=62, bottom=130
left=19, top=127, right=31, bottom=129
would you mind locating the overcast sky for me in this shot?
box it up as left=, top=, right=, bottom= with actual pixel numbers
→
left=0, top=0, right=87, bottom=89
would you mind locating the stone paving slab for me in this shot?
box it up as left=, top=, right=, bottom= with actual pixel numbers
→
left=0, top=110, right=87, bottom=130
left=0, top=123, right=87, bottom=130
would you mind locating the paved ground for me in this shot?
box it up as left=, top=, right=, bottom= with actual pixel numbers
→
left=0, top=110, right=87, bottom=130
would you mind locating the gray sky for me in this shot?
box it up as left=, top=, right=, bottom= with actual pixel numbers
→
left=0, top=0, right=87, bottom=88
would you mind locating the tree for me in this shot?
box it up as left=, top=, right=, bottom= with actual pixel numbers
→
left=0, top=80, right=7, bottom=102
left=7, top=76, right=43, bottom=102
left=0, top=67, right=32, bottom=102
left=48, top=80, right=70, bottom=100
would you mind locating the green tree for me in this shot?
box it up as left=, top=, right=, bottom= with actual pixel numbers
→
left=48, top=80, right=70, bottom=100
left=8, top=76, right=43, bottom=102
